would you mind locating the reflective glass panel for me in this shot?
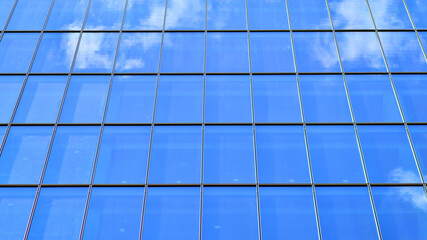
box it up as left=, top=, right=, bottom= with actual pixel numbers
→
left=405, top=0, right=427, bottom=29
left=247, top=0, right=288, bottom=30
left=0, top=127, right=6, bottom=142
left=0, top=0, right=15, bottom=30
left=165, top=0, right=205, bottom=30
left=6, top=0, right=51, bottom=30
left=207, top=0, right=246, bottom=30
left=368, top=0, right=412, bottom=29
left=84, top=0, right=126, bottom=30
left=123, top=0, right=165, bottom=30
left=408, top=125, right=427, bottom=182
left=287, top=0, right=331, bottom=29
left=0, top=76, right=24, bottom=123
left=0, top=33, right=39, bottom=73
left=45, top=0, right=89, bottom=30
left=329, top=0, right=373, bottom=29
left=393, top=74, right=427, bottom=122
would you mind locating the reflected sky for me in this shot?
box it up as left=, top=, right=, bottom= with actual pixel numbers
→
left=393, top=74, right=427, bottom=122
left=329, top=0, right=373, bottom=29
left=0, top=76, right=24, bottom=123
left=165, top=0, right=205, bottom=30
left=408, top=125, right=427, bottom=182
left=6, top=0, right=51, bottom=30
left=124, top=0, right=165, bottom=30
left=247, top=0, right=288, bottom=30
left=368, top=0, right=412, bottom=29
left=46, top=0, right=89, bottom=30
left=0, top=0, right=15, bottom=30
left=207, top=0, right=246, bottom=30
left=0, top=33, right=39, bottom=73
left=405, top=0, right=427, bottom=29
left=85, top=0, right=126, bottom=30
left=287, top=0, right=331, bottom=29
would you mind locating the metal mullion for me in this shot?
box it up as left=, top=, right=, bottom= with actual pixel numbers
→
left=0, top=0, right=18, bottom=41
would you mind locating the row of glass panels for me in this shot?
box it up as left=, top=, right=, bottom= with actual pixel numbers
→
left=1, top=0, right=427, bottom=31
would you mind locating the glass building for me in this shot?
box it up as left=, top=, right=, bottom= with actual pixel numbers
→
left=0, top=0, right=426, bottom=239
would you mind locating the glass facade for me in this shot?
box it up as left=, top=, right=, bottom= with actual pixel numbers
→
left=0, top=0, right=426, bottom=239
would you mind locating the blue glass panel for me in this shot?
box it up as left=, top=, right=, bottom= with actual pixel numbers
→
left=73, top=33, right=119, bottom=73
left=299, top=75, right=352, bottom=123
left=316, top=187, right=378, bottom=240
left=149, top=126, right=202, bottom=184
left=45, top=0, right=89, bottom=30
left=123, top=0, right=165, bottom=30
left=94, top=126, right=151, bottom=184
left=43, top=126, right=100, bottom=184
left=368, top=0, right=412, bottom=29
left=0, top=127, right=6, bottom=142
left=408, top=125, right=427, bottom=182
left=165, top=0, right=205, bottom=30
left=31, top=33, right=79, bottom=73
left=256, top=126, right=310, bottom=183
left=393, top=74, right=427, bottom=122
left=204, top=126, right=255, bottom=184
left=358, top=126, right=420, bottom=183
left=336, top=32, right=386, bottom=72
left=259, top=187, right=319, bottom=240
left=115, top=33, right=161, bottom=73
left=379, top=32, right=427, bottom=72
left=0, top=33, right=39, bottom=73
left=346, top=75, right=401, bottom=122
left=203, top=187, right=258, bottom=240
left=405, top=0, right=427, bottom=29
left=85, top=0, right=126, bottom=30
left=293, top=32, right=341, bottom=72
left=83, top=187, right=144, bottom=240
left=161, top=33, right=204, bottom=73
left=307, top=126, right=365, bottom=183
left=205, top=75, right=252, bottom=123
left=0, top=0, right=15, bottom=30
left=105, top=75, right=156, bottom=123
left=207, top=0, right=246, bottom=30
left=287, top=0, right=331, bottom=29
left=371, top=186, right=427, bottom=240
left=142, top=187, right=199, bottom=240
left=250, top=32, right=294, bottom=73
left=329, top=0, right=373, bottom=29
left=6, top=0, right=51, bottom=30
left=247, top=0, right=288, bottom=30
left=59, top=76, right=110, bottom=123
left=27, top=187, right=87, bottom=240
left=0, top=187, right=36, bottom=240
left=0, top=126, right=52, bottom=184
left=0, top=76, right=24, bottom=123
left=155, top=75, right=203, bottom=123
left=207, top=32, right=249, bottom=73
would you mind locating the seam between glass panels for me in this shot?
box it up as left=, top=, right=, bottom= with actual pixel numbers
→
left=0, top=0, right=18, bottom=40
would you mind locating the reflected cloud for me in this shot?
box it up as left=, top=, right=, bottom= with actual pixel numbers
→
left=311, top=33, right=340, bottom=70
left=329, top=0, right=373, bottom=29
left=61, top=0, right=88, bottom=30
left=74, top=33, right=116, bottom=71
left=126, top=0, right=165, bottom=29
left=165, top=0, right=205, bottom=29
left=389, top=168, right=427, bottom=211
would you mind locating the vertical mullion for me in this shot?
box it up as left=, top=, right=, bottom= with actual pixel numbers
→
left=0, top=0, right=18, bottom=40
left=402, top=0, right=427, bottom=61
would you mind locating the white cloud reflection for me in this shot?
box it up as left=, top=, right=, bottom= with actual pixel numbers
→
left=389, top=168, right=427, bottom=212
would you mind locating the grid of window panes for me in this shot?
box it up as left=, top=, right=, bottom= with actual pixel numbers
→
left=0, top=0, right=427, bottom=239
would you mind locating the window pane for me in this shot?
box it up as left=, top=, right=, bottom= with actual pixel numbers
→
left=207, top=32, right=249, bottom=73
left=83, top=187, right=144, bottom=240
left=43, top=126, right=100, bottom=184
left=149, top=126, right=202, bottom=184
left=105, top=75, right=156, bottom=123
left=405, top=0, right=427, bottom=29
left=94, top=126, right=151, bottom=184
left=59, top=76, right=110, bottom=123
left=6, top=0, right=51, bottom=30
left=27, top=187, right=87, bottom=240
left=247, top=0, right=288, bottom=30
left=358, top=125, right=420, bottom=183
left=45, top=0, right=89, bottom=30
left=293, top=32, right=340, bottom=72
left=0, top=76, right=24, bottom=123
left=123, top=0, right=165, bottom=30
left=393, top=74, right=427, bottom=122
left=0, top=127, right=6, bottom=142
left=287, top=0, right=331, bottom=29
left=250, top=32, right=294, bottom=73
left=329, top=0, right=373, bottom=29
left=0, top=33, right=39, bottom=73
left=84, top=0, right=126, bottom=30
left=161, top=33, right=204, bottom=73
left=0, top=187, right=37, bottom=240
left=0, top=0, right=15, bottom=30
left=256, top=126, right=310, bottom=183
left=165, top=0, right=205, bottom=30
left=346, top=75, right=401, bottom=122
left=259, top=187, right=318, bottom=240
left=300, top=75, right=352, bottom=123
left=368, top=0, right=412, bottom=29
left=155, top=75, right=203, bottom=123
left=408, top=125, right=427, bottom=182
left=207, top=0, right=246, bottom=30
left=204, top=126, right=255, bottom=184
left=205, top=75, right=252, bottom=123
left=0, top=126, right=53, bottom=184
left=316, top=187, right=378, bottom=240
left=202, top=187, right=258, bottom=240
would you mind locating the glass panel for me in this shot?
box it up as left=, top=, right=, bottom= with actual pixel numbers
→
left=204, top=126, right=255, bottom=184
left=27, top=187, right=87, bottom=240
left=0, top=33, right=39, bottom=73
left=161, top=33, right=204, bottom=73
left=202, top=187, right=258, bottom=240
left=94, top=126, right=151, bottom=184
left=105, top=75, right=156, bottom=123
left=329, top=0, right=373, bottom=29
left=165, top=0, right=205, bottom=30
left=250, top=32, right=294, bottom=73
left=408, top=125, right=427, bottom=182
left=307, top=126, right=365, bottom=183
left=123, top=0, right=165, bottom=30
left=287, top=0, right=331, bottom=29
left=43, top=126, right=100, bottom=184
left=149, top=126, right=202, bottom=184
left=346, top=75, right=401, bottom=122
left=83, top=187, right=144, bottom=240
left=6, top=0, right=51, bottom=30
left=59, top=76, right=110, bottom=123
left=256, top=126, right=310, bottom=183
left=205, top=75, right=252, bottom=123
left=0, top=0, right=15, bottom=30
left=84, top=0, right=126, bottom=30
left=45, top=0, right=89, bottom=30
left=259, top=187, right=318, bottom=240
left=207, top=32, right=249, bottom=73
left=293, top=32, right=341, bottom=72
left=0, top=127, right=6, bottom=142
left=368, top=0, right=412, bottom=29
left=0, top=76, right=24, bottom=123
left=247, top=0, right=288, bottom=30
left=393, top=74, right=427, bottom=122
left=316, top=187, right=378, bottom=240
left=358, top=125, right=420, bottom=183
left=0, top=187, right=37, bottom=240
left=0, top=126, right=53, bottom=184
left=299, top=75, right=352, bottom=123
left=336, top=32, right=386, bottom=72
left=207, top=0, right=246, bottom=30
left=371, top=186, right=427, bottom=240
left=73, top=33, right=119, bottom=73
left=405, top=0, right=427, bottom=29
left=155, top=75, right=203, bottom=123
